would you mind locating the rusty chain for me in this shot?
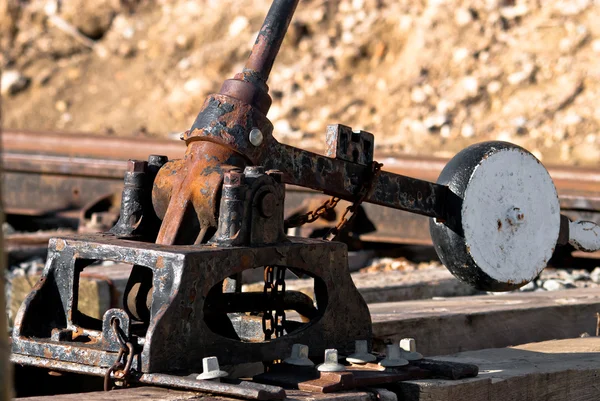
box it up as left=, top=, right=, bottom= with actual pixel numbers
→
left=274, top=266, right=287, bottom=338
left=284, top=197, right=341, bottom=229
left=325, top=161, right=383, bottom=241
left=261, top=266, right=275, bottom=340
left=104, top=319, right=136, bottom=392
left=261, top=161, right=382, bottom=369
left=284, top=161, right=383, bottom=240
left=262, top=265, right=287, bottom=341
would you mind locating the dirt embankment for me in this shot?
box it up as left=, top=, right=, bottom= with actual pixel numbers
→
left=1, top=0, right=599, bottom=166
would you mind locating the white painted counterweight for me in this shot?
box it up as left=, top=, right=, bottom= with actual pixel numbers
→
left=461, top=149, right=560, bottom=285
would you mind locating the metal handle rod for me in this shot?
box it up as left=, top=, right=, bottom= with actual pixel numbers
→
left=243, top=0, right=300, bottom=82
left=265, top=142, right=449, bottom=220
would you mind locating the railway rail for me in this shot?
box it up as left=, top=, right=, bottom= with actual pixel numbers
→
left=3, top=128, right=600, bottom=261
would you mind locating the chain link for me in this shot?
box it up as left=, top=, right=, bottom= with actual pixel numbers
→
left=104, top=319, right=137, bottom=391
left=284, top=197, right=341, bottom=229
left=262, top=266, right=275, bottom=340
left=325, top=161, right=383, bottom=241
left=262, top=160, right=382, bottom=368
left=262, top=265, right=288, bottom=341
left=283, top=160, right=383, bottom=239
left=274, top=266, right=287, bottom=338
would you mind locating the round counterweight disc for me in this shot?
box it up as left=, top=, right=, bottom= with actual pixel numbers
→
left=430, top=142, right=561, bottom=291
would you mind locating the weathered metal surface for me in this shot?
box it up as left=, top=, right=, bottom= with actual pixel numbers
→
left=2, top=129, right=184, bottom=161
left=2, top=131, right=599, bottom=251
left=137, top=374, right=286, bottom=400
left=12, top=233, right=371, bottom=372
left=152, top=141, right=245, bottom=245
left=430, top=142, right=561, bottom=291
left=11, top=355, right=285, bottom=400
left=325, top=125, right=374, bottom=167
left=7, top=0, right=600, bottom=395
left=566, top=219, right=600, bottom=252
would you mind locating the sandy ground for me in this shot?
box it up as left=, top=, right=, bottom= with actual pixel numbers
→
left=1, top=0, right=599, bottom=166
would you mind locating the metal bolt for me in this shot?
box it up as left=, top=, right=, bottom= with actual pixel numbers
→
left=399, top=338, right=423, bottom=361
left=249, top=128, right=264, bottom=146
left=346, top=340, right=376, bottom=364
left=506, top=207, right=525, bottom=226
left=317, top=349, right=346, bottom=372
left=196, top=356, right=228, bottom=380
left=244, top=166, right=265, bottom=176
left=224, top=169, right=245, bottom=186
left=283, top=344, right=314, bottom=367
left=148, top=155, right=169, bottom=168
left=127, top=159, right=147, bottom=173
left=259, top=193, right=277, bottom=218
left=379, top=344, right=408, bottom=368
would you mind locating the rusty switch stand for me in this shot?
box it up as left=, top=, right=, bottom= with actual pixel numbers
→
left=10, top=0, right=600, bottom=398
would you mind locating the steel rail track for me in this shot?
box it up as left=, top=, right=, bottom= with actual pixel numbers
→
left=3, top=129, right=599, bottom=258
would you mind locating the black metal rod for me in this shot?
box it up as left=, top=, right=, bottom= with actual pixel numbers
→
left=244, top=0, right=300, bottom=82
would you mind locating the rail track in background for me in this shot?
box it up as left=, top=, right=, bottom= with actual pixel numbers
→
left=3, top=128, right=600, bottom=264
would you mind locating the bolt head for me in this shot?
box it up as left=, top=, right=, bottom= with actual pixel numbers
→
left=378, top=344, right=409, bottom=367
left=355, top=340, right=368, bottom=354
left=317, top=349, right=346, bottom=372
left=284, top=344, right=315, bottom=367
left=346, top=340, right=376, bottom=364
left=148, top=155, right=169, bottom=167
left=292, top=344, right=309, bottom=359
left=244, top=166, right=265, bottom=176
left=196, top=356, right=228, bottom=380
left=224, top=169, right=245, bottom=186
left=506, top=207, right=525, bottom=226
left=400, top=338, right=416, bottom=353
left=249, top=128, right=264, bottom=146
left=127, top=160, right=147, bottom=172
left=324, top=349, right=339, bottom=364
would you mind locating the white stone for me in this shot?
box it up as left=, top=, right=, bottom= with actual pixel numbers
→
left=440, top=124, right=451, bottom=138
left=519, top=281, right=536, bottom=292
left=455, top=8, right=472, bottom=26
left=228, top=16, right=249, bottom=37
left=462, top=76, right=479, bottom=97
left=554, top=0, right=590, bottom=16
left=500, top=5, right=529, bottom=19
left=507, top=64, right=534, bottom=86
left=543, top=279, right=567, bottom=291
left=178, top=57, right=192, bottom=70
left=411, top=87, right=427, bottom=104
left=1, top=70, right=29, bottom=95
left=487, top=80, right=502, bottom=94
left=424, top=114, right=448, bottom=129
left=453, top=47, right=470, bottom=63
left=183, top=78, right=205, bottom=93
left=461, top=124, right=475, bottom=138
left=273, top=119, right=293, bottom=135
left=562, top=113, right=582, bottom=126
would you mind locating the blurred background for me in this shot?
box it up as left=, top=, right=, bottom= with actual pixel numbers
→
left=1, top=0, right=599, bottom=166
